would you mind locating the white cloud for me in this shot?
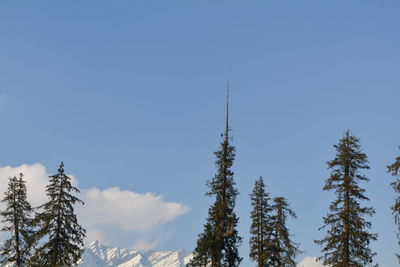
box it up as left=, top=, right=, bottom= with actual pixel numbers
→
left=0, top=163, right=189, bottom=250
left=131, top=238, right=165, bottom=252
left=0, top=163, right=49, bottom=206
left=297, top=257, right=326, bottom=267
left=0, top=163, right=79, bottom=207
left=80, top=187, right=189, bottom=233
left=84, top=227, right=108, bottom=245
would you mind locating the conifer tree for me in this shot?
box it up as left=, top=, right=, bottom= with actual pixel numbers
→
left=0, top=173, right=34, bottom=267
left=249, top=176, right=273, bottom=267
left=315, top=131, right=377, bottom=267
left=269, top=197, right=300, bottom=267
left=387, top=147, right=400, bottom=262
left=31, top=162, right=86, bottom=267
left=188, top=88, right=242, bottom=267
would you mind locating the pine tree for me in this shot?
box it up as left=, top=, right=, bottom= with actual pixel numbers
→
left=0, top=173, right=35, bottom=267
left=249, top=176, right=273, bottom=267
left=269, top=197, right=300, bottom=267
left=387, top=147, right=400, bottom=262
left=31, top=162, right=86, bottom=267
left=315, top=131, right=377, bottom=267
left=188, top=88, right=242, bottom=267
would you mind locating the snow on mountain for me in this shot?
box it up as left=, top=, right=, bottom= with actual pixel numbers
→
left=79, top=240, right=193, bottom=267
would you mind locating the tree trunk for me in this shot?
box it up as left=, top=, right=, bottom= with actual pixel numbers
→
left=13, top=187, right=21, bottom=267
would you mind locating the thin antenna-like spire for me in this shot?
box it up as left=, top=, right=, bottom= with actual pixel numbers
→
left=225, top=80, right=230, bottom=141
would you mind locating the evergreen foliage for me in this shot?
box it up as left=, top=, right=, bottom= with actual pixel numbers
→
left=387, top=147, right=400, bottom=262
left=0, top=173, right=35, bottom=267
left=31, top=162, right=86, bottom=267
left=189, top=222, right=213, bottom=266
left=188, top=92, right=242, bottom=267
left=269, top=197, right=300, bottom=267
left=315, top=131, right=377, bottom=267
left=249, top=176, right=273, bottom=266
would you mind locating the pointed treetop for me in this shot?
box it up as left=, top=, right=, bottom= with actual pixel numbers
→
left=58, top=161, right=64, bottom=174
left=18, top=173, right=24, bottom=182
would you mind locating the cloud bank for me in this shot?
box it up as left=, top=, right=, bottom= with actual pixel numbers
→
left=0, top=163, right=189, bottom=250
left=81, top=187, right=188, bottom=233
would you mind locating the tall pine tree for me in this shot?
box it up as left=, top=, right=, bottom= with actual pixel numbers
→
left=188, top=87, right=242, bottom=267
left=249, top=176, right=273, bottom=267
left=31, top=162, right=86, bottom=267
left=269, top=197, right=300, bottom=266
left=387, top=147, right=400, bottom=262
left=315, top=131, right=377, bottom=267
left=0, top=173, right=35, bottom=267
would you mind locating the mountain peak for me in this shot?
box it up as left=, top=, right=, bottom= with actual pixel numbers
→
left=87, top=240, right=101, bottom=248
left=80, top=240, right=193, bottom=267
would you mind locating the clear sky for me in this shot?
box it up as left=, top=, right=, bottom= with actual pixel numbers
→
left=0, top=0, right=399, bottom=266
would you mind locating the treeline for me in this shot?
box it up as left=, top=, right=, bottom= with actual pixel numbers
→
left=1, top=103, right=399, bottom=267
left=0, top=162, right=85, bottom=267
left=187, top=100, right=400, bottom=267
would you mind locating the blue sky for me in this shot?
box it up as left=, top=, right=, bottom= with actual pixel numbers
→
left=1, top=0, right=399, bottom=266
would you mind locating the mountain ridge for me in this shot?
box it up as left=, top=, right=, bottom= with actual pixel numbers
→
left=79, top=240, right=193, bottom=267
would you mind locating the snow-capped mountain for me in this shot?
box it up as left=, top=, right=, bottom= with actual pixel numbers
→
left=79, top=240, right=193, bottom=267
